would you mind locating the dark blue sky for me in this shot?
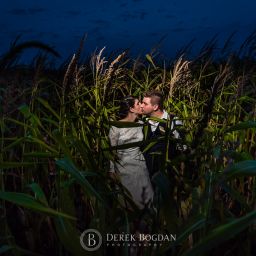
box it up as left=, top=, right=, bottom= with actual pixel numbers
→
left=1, top=0, right=256, bottom=63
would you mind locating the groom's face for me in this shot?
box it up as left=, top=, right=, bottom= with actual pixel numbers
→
left=141, top=97, right=158, bottom=116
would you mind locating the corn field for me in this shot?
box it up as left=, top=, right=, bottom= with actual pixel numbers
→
left=1, top=35, right=256, bottom=255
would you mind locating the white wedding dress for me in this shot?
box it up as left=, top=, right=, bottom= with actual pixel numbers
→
left=109, top=125, right=154, bottom=209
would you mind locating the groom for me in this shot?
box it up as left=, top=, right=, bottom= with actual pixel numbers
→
left=141, top=90, right=183, bottom=178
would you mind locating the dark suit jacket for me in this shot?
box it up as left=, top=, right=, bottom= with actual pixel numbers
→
left=142, top=114, right=180, bottom=178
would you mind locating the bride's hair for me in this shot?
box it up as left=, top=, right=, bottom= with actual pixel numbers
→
left=118, top=95, right=136, bottom=119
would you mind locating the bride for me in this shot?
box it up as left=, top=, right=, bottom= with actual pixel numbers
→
left=109, top=96, right=154, bottom=209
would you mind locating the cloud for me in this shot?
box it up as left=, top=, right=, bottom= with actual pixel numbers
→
left=66, top=10, right=81, bottom=16
left=8, top=7, right=47, bottom=16
left=96, top=35, right=105, bottom=41
left=119, top=10, right=148, bottom=22
left=196, top=26, right=214, bottom=31
left=120, top=12, right=137, bottom=22
left=201, top=17, right=208, bottom=22
left=49, top=32, right=61, bottom=39
left=117, top=31, right=131, bottom=38
left=8, top=8, right=27, bottom=15
left=170, top=27, right=191, bottom=32
left=135, top=10, right=147, bottom=20
left=165, top=14, right=176, bottom=19
left=15, top=28, right=34, bottom=34
left=89, top=27, right=101, bottom=35
left=148, top=32, right=160, bottom=37
left=89, top=19, right=109, bottom=26
left=28, top=8, right=46, bottom=15
left=120, top=3, right=127, bottom=8
left=157, top=9, right=165, bottom=13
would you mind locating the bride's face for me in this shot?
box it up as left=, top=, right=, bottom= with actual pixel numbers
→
left=131, top=99, right=142, bottom=115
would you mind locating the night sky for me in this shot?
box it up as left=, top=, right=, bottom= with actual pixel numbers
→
left=1, top=0, right=256, bottom=64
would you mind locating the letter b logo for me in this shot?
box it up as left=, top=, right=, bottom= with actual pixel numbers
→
left=88, top=233, right=96, bottom=247
left=80, top=229, right=102, bottom=251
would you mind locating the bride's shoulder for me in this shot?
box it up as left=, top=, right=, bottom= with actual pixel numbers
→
left=137, top=119, right=144, bottom=125
left=109, top=125, right=119, bottom=134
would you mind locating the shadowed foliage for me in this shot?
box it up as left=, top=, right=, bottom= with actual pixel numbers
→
left=1, top=33, right=256, bottom=255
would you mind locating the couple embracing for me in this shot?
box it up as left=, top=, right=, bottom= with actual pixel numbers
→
left=109, top=90, right=182, bottom=209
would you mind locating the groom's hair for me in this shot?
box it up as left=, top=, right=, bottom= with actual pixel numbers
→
left=143, top=90, right=164, bottom=111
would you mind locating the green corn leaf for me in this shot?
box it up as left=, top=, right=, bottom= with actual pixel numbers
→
left=16, top=246, right=44, bottom=256
left=176, top=217, right=206, bottom=245
left=0, top=162, right=35, bottom=169
left=0, top=245, right=44, bottom=256
left=2, top=137, right=25, bottom=152
left=109, top=121, right=143, bottom=128
left=141, top=136, right=165, bottom=153
left=52, top=130, right=72, bottom=159
left=223, top=160, right=256, bottom=180
left=84, top=100, right=97, bottom=113
left=224, top=150, right=253, bottom=162
left=5, top=117, right=34, bottom=129
left=26, top=136, right=58, bottom=154
left=0, top=245, right=13, bottom=254
left=0, top=40, right=60, bottom=68
left=148, top=73, right=162, bottom=87
left=27, top=183, right=49, bottom=206
left=59, top=186, right=76, bottom=218
left=41, top=117, right=59, bottom=127
left=161, top=216, right=206, bottom=253
left=183, top=210, right=256, bottom=256
left=147, top=116, right=167, bottom=123
left=123, top=212, right=130, bottom=256
left=220, top=183, right=250, bottom=211
left=0, top=192, right=75, bottom=220
left=56, top=157, right=104, bottom=203
left=152, top=171, right=171, bottom=199
left=128, top=74, right=143, bottom=87
left=18, top=104, right=42, bottom=127
left=141, top=141, right=158, bottom=153
left=54, top=217, right=85, bottom=256
left=23, top=151, right=58, bottom=158
left=71, top=139, right=96, bottom=170
left=0, top=137, right=18, bottom=141
left=225, top=121, right=256, bottom=133
left=37, top=97, right=60, bottom=120
left=145, top=54, right=157, bottom=69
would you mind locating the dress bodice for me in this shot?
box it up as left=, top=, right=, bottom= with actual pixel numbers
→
left=109, top=126, right=143, bottom=155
